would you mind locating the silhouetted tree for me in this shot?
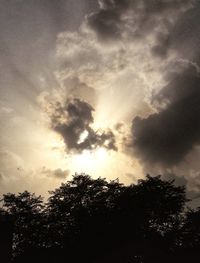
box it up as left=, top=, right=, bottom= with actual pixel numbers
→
left=1, top=191, right=45, bottom=258
left=0, top=208, right=13, bottom=263
left=0, top=173, right=199, bottom=263
left=175, top=207, right=200, bottom=262
left=46, top=174, right=124, bottom=261
left=45, top=174, right=187, bottom=263
left=95, top=175, right=187, bottom=263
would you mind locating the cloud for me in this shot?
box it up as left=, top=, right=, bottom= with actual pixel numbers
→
left=49, top=98, right=117, bottom=153
left=55, top=10, right=175, bottom=130
left=61, top=76, right=97, bottom=106
left=42, top=167, right=69, bottom=179
left=87, top=7, right=121, bottom=41
left=162, top=172, right=188, bottom=187
left=132, top=62, right=200, bottom=166
left=166, top=1, right=200, bottom=60
left=54, top=0, right=195, bottom=133
left=161, top=170, right=200, bottom=201
left=0, top=149, right=69, bottom=195
left=87, top=0, right=192, bottom=42
left=39, top=0, right=200, bottom=197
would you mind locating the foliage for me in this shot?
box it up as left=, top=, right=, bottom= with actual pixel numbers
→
left=1, top=191, right=45, bottom=257
left=0, top=174, right=199, bottom=263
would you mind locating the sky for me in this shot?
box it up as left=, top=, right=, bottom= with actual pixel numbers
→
left=1, top=0, right=200, bottom=203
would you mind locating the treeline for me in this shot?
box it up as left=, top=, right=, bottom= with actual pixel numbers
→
left=0, top=174, right=200, bottom=263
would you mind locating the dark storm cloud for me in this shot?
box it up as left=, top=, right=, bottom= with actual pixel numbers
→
left=50, top=98, right=117, bottom=152
left=87, top=0, right=192, bottom=41
left=132, top=63, right=200, bottom=166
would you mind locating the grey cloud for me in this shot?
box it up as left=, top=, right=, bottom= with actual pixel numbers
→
left=132, top=63, right=200, bottom=166
left=162, top=173, right=188, bottom=187
left=50, top=98, right=117, bottom=153
left=115, top=122, right=124, bottom=132
left=168, top=1, right=200, bottom=61
left=87, top=9, right=121, bottom=41
left=151, top=1, right=200, bottom=59
left=156, top=173, right=200, bottom=201
left=42, top=167, right=69, bottom=179
left=87, top=0, right=131, bottom=41
left=87, top=0, right=192, bottom=41
left=98, top=0, right=130, bottom=10
left=63, top=77, right=96, bottom=106
left=163, top=172, right=200, bottom=201
left=151, top=32, right=170, bottom=58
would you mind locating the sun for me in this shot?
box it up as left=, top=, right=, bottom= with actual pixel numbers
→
left=71, top=147, right=108, bottom=175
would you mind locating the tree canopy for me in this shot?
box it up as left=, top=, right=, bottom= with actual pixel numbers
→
left=0, top=174, right=199, bottom=263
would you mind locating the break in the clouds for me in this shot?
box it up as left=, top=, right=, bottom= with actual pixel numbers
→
left=49, top=98, right=117, bottom=153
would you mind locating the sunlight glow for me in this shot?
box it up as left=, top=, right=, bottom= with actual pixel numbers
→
left=78, top=130, right=89, bottom=144
left=72, top=147, right=107, bottom=172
